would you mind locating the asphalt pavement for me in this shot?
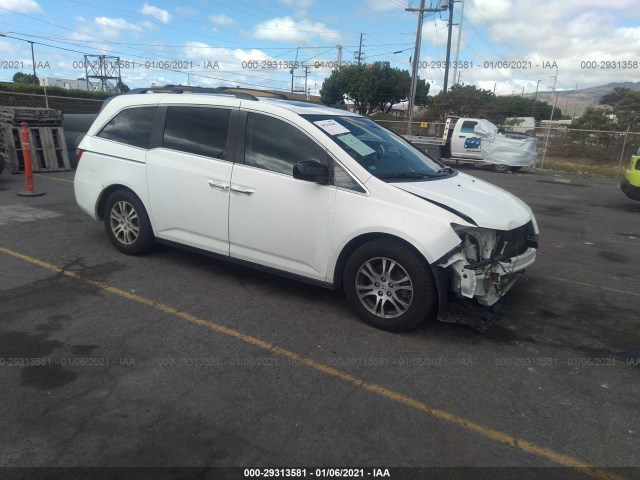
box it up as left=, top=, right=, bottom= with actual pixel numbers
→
left=0, top=166, right=638, bottom=480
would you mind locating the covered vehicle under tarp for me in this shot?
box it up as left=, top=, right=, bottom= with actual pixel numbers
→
left=474, top=119, right=537, bottom=167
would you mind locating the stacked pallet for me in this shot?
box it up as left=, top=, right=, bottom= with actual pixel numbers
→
left=0, top=107, right=69, bottom=173
left=0, top=106, right=64, bottom=126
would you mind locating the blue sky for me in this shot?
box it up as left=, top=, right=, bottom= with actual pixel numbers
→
left=1, top=0, right=639, bottom=96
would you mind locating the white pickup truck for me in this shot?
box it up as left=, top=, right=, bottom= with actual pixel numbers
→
left=405, top=116, right=537, bottom=173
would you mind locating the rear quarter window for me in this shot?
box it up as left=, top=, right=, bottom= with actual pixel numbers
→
left=97, top=106, right=157, bottom=149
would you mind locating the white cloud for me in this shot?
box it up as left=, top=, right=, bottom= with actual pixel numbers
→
left=253, top=16, right=340, bottom=43
left=180, top=41, right=293, bottom=91
left=140, top=3, right=171, bottom=24
left=95, top=17, right=143, bottom=32
left=67, top=16, right=152, bottom=41
left=175, top=6, right=195, bottom=16
left=209, top=14, right=236, bottom=26
left=0, top=0, right=42, bottom=14
left=363, top=0, right=398, bottom=12
left=279, top=0, right=314, bottom=8
left=429, top=0, right=640, bottom=93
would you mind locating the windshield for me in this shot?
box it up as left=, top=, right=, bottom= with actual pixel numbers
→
left=302, top=114, right=452, bottom=180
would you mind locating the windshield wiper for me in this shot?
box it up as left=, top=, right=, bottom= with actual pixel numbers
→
left=376, top=172, right=437, bottom=179
left=437, top=166, right=455, bottom=174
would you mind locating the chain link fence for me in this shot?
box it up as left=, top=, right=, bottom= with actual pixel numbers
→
left=375, top=119, right=640, bottom=173
left=0, top=91, right=104, bottom=114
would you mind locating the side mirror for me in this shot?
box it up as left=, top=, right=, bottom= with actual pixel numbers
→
left=293, top=161, right=329, bottom=185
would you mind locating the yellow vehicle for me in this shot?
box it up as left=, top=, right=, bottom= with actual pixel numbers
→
left=621, top=148, right=640, bottom=201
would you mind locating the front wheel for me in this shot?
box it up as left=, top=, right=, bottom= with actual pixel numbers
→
left=103, top=190, right=156, bottom=255
left=343, top=239, right=437, bottom=331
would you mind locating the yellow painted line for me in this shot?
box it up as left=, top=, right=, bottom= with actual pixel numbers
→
left=33, top=173, right=74, bottom=184
left=536, top=274, right=640, bottom=298
left=0, top=245, right=625, bottom=480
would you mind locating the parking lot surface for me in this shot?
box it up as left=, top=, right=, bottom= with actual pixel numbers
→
left=0, top=166, right=639, bottom=479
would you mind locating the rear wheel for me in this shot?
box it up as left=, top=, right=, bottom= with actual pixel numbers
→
left=103, top=190, right=155, bottom=255
left=493, top=164, right=511, bottom=173
left=343, top=239, right=437, bottom=331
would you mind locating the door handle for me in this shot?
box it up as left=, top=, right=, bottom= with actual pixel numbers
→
left=208, top=180, right=230, bottom=191
left=230, top=185, right=255, bottom=196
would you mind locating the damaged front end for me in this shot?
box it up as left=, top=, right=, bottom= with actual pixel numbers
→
left=434, top=219, right=539, bottom=332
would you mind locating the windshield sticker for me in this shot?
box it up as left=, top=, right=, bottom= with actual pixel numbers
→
left=314, top=119, right=350, bottom=135
left=338, top=133, right=376, bottom=156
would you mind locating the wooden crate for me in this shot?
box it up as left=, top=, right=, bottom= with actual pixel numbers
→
left=1, top=125, right=71, bottom=173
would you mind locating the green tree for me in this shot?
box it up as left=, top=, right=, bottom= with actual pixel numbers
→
left=428, top=85, right=560, bottom=124
left=320, top=62, right=429, bottom=115
left=600, top=87, right=640, bottom=130
left=116, top=80, right=130, bottom=94
left=13, top=72, right=39, bottom=85
left=496, top=95, right=555, bottom=123
left=572, top=106, right=616, bottom=131
left=571, top=106, right=617, bottom=150
left=429, top=85, right=498, bottom=120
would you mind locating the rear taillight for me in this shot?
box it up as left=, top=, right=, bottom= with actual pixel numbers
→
left=76, top=148, right=84, bottom=164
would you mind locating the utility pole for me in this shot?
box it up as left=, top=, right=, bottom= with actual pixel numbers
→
left=406, top=0, right=426, bottom=135
left=28, top=41, right=37, bottom=80
left=442, top=0, right=454, bottom=94
left=356, top=34, right=364, bottom=65
left=451, top=0, right=465, bottom=87
left=290, top=47, right=299, bottom=93
left=303, top=64, right=310, bottom=99
left=336, top=44, right=343, bottom=70
left=406, top=0, right=442, bottom=135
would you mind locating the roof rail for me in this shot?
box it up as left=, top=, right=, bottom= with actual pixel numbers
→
left=125, top=85, right=290, bottom=101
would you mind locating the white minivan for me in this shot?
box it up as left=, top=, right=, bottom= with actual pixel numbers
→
left=74, top=87, right=538, bottom=332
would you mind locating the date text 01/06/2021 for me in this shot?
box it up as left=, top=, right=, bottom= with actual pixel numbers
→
left=243, top=468, right=391, bottom=477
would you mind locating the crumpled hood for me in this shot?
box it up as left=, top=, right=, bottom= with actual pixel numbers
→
left=391, top=172, right=533, bottom=231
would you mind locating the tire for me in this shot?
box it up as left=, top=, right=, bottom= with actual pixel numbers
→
left=343, top=239, right=437, bottom=332
left=103, top=190, right=155, bottom=255
left=492, top=164, right=511, bottom=173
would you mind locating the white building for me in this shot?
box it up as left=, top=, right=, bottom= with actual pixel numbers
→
left=505, top=117, right=535, bottom=132
left=39, top=77, right=89, bottom=91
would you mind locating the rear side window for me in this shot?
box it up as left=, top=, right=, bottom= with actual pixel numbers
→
left=97, top=106, right=156, bottom=149
left=245, top=113, right=326, bottom=175
left=163, top=106, right=231, bottom=159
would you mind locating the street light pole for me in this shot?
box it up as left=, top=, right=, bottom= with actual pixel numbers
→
left=531, top=79, right=541, bottom=119
left=540, top=67, right=558, bottom=169
left=451, top=0, right=465, bottom=87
